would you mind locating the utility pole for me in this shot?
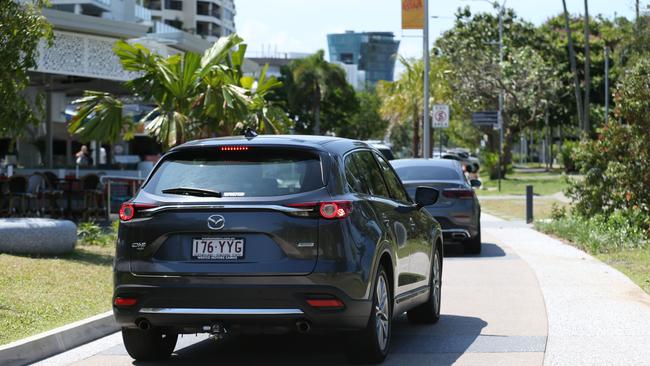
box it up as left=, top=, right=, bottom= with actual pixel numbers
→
left=423, top=0, right=431, bottom=159
left=605, top=45, right=610, bottom=124
left=497, top=1, right=506, bottom=192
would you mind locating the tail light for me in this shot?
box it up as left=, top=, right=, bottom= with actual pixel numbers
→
left=442, top=189, right=474, bottom=199
left=286, top=201, right=352, bottom=219
left=119, top=202, right=158, bottom=221
left=114, top=297, right=137, bottom=307
left=306, top=297, right=345, bottom=309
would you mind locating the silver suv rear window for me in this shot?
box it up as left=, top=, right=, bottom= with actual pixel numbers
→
left=145, top=148, right=324, bottom=197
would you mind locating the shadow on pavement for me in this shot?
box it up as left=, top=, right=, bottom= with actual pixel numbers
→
left=444, top=243, right=506, bottom=258
left=133, top=315, right=487, bottom=366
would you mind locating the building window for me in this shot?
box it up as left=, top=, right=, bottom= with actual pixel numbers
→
left=340, top=53, right=354, bottom=64
left=164, top=0, right=183, bottom=10
left=224, top=9, right=234, bottom=22
left=164, top=19, right=183, bottom=29
left=212, top=4, right=221, bottom=18
left=144, top=0, right=162, bottom=10
left=211, top=24, right=221, bottom=38
left=197, top=1, right=210, bottom=15
left=196, top=21, right=210, bottom=36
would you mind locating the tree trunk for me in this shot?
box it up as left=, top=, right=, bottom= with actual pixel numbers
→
left=412, top=106, right=420, bottom=158
left=637, top=0, right=640, bottom=23
left=562, top=0, right=584, bottom=130
left=583, top=0, right=591, bottom=135
left=313, top=85, right=321, bottom=135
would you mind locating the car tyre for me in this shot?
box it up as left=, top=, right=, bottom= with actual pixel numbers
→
left=345, top=266, right=392, bottom=364
left=464, top=223, right=482, bottom=255
left=407, top=245, right=442, bottom=324
left=122, top=327, right=178, bottom=361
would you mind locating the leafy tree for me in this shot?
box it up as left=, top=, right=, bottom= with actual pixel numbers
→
left=0, top=0, right=52, bottom=142
left=282, top=50, right=357, bottom=135
left=70, top=34, right=289, bottom=150
left=436, top=7, right=561, bottom=171
left=567, top=59, right=650, bottom=230
left=335, top=90, right=387, bottom=141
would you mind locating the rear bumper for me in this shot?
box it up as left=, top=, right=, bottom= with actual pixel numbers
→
left=435, top=217, right=479, bottom=242
left=113, top=275, right=372, bottom=333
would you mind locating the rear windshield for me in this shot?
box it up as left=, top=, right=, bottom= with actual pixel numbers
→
left=145, top=148, right=324, bottom=197
left=394, top=166, right=460, bottom=181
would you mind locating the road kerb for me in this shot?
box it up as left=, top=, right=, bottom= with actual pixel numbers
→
left=0, top=311, right=118, bottom=366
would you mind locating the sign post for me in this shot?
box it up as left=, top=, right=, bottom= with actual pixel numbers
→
left=432, top=104, right=450, bottom=155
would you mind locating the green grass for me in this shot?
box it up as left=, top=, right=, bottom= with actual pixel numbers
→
left=0, top=245, right=114, bottom=345
left=477, top=170, right=569, bottom=196
left=596, top=248, right=650, bottom=295
left=536, top=215, right=650, bottom=295
left=480, top=198, right=570, bottom=221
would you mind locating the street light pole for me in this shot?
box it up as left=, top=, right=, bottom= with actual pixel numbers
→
left=423, top=0, right=431, bottom=159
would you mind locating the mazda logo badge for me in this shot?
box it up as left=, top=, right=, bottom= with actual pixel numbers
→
left=207, top=215, right=225, bottom=230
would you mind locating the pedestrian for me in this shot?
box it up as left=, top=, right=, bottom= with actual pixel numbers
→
left=75, top=145, right=92, bottom=166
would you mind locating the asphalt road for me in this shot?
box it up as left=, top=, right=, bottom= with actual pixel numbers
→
left=36, top=223, right=548, bottom=366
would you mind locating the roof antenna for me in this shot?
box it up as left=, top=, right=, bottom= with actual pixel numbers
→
left=244, top=128, right=258, bottom=139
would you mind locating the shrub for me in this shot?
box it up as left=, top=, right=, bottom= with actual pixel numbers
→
left=77, top=221, right=117, bottom=246
left=559, top=140, right=579, bottom=173
left=536, top=211, right=649, bottom=254
left=480, top=151, right=500, bottom=180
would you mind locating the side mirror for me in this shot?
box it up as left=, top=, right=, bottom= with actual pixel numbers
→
left=465, top=164, right=476, bottom=173
left=415, top=186, right=439, bottom=207
left=470, top=179, right=482, bottom=188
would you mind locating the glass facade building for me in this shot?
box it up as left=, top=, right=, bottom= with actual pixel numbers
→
left=327, top=31, right=400, bottom=86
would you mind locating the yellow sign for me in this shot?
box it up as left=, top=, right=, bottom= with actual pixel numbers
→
left=402, top=0, right=425, bottom=30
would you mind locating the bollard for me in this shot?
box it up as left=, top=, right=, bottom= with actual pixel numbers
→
left=526, top=185, right=534, bottom=223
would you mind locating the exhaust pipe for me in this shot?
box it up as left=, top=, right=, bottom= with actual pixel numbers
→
left=452, top=232, right=468, bottom=239
left=296, top=320, right=311, bottom=333
left=136, top=318, right=151, bottom=331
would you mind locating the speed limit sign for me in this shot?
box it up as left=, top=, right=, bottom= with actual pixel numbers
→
left=432, top=104, right=450, bottom=128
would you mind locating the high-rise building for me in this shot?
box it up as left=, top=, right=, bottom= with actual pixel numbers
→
left=142, top=0, right=236, bottom=43
left=327, top=31, right=400, bottom=87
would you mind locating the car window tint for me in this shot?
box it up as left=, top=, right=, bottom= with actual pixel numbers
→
left=145, top=148, right=323, bottom=197
left=352, top=151, right=390, bottom=198
left=374, top=153, right=411, bottom=203
left=394, top=166, right=461, bottom=181
left=344, top=154, right=370, bottom=195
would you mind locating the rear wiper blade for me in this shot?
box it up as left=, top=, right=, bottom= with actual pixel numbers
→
left=162, top=187, right=223, bottom=198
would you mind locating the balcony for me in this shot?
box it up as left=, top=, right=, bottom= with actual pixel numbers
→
left=153, top=21, right=181, bottom=34
left=134, top=4, right=152, bottom=23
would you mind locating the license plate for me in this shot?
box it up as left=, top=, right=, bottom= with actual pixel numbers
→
left=192, top=238, right=245, bottom=260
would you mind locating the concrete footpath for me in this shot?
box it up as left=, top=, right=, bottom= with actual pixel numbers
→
left=483, top=213, right=650, bottom=366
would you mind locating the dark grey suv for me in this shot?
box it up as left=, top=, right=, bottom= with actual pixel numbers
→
left=113, top=135, right=443, bottom=364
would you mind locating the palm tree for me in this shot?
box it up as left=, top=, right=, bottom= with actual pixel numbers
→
left=377, top=57, right=453, bottom=157
left=288, top=50, right=349, bottom=135
left=69, top=34, right=288, bottom=150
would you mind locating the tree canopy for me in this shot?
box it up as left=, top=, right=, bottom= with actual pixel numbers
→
left=0, top=0, right=51, bottom=142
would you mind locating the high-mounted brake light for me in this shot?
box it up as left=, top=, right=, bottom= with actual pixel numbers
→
left=220, top=146, right=249, bottom=151
left=119, top=202, right=158, bottom=221
left=286, top=201, right=353, bottom=219
left=442, top=189, right=474, bottom=199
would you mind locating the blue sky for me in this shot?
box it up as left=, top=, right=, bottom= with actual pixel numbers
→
left=236, top=0, right=637, bottom=66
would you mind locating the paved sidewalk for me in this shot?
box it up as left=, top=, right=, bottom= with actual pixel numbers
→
left=483, top=213, right=650, bottom=366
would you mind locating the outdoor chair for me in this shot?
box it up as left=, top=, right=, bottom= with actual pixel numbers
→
left=81, top=174, right=104, bottom=221
left=37, top=172, right=64, bottom=217
left=26, top=174, right=47, bottom=216
left=7, top=176, right=31, bottom=216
